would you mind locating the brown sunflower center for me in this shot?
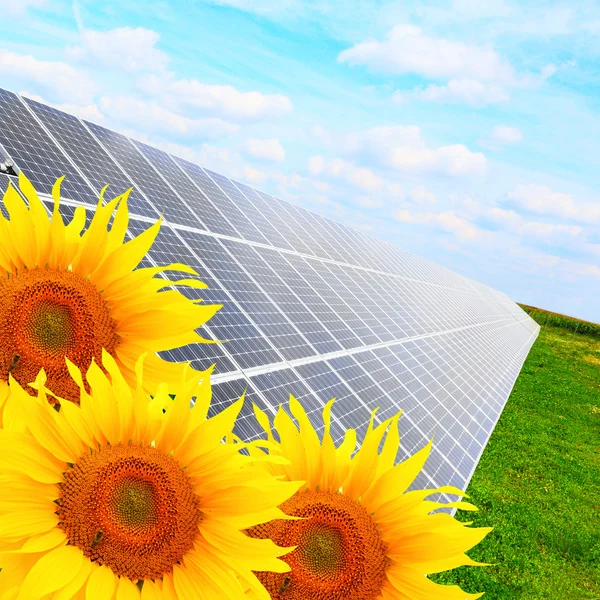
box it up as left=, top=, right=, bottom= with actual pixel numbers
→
left=56, top=443, right=202, bottom=581
left=248, top=489, right=388, bottom=600
left=0, top=267, right=118, bottom=402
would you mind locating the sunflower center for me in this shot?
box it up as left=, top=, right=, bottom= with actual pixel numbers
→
left=299, top=524, right=345, bottom=576
left=111, top=479, right=158, bottom=531
left=0, top=267, right=118, bottom=402
left=248, top=489, right=388, bottom=600
left=27, top=301, right=75, bottom=352
left=56, top=443, right=202, bottom=581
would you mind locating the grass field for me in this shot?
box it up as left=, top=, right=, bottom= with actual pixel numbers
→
left=429, top=306, right=600, bottom=599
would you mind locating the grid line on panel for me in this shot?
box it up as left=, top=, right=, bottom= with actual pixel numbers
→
left=308, top=261, right=383, bottom=346
left=278, top=253, right=366, bottom=350
left=446, top=327, right=539, bottom=515
left=0, top=91, right=97, bottom=203
left=22, top=98, right=149, bottom=211
left=167, top=218, right=496, bottom=301
left=321, top=262, right=397, bottom=342
left=350, top=349, right=468, bottom=487
left=210, top=378, right=275, bottom=441
left=82, top=120, right=201, bottom=225
left=190, top=234, right=320, bottom=363
left=268, top=195, right=343, bottom=262
left=203, top=169, right=296, bottom=249
left=132, top=221, right=286, bottom=372
left=173, top=158, right=265, bottom=242
left=223, top=242, right=344, bottom=356
left=210, top=315, right=527, bottom=383
left=164, top=154, right=243, bottom=238
left=230, top=181, right=299, bottom=252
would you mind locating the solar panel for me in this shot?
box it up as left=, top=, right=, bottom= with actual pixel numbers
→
left=0, top=87, right=539, bottom=506
left=0, top=90, right=96, bottom=203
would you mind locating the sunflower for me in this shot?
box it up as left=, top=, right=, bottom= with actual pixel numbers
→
left=246, top=397, right=493, bottom=600
left=0, top=351, right=302, bottom=599
left=0, top=172, right=220, bottom=412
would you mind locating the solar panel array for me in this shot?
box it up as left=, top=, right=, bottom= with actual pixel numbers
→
left=0, top=87, right=539, bottom=500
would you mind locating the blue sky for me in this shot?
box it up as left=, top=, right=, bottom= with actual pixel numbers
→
left=2, top=0, right=600, bottom=321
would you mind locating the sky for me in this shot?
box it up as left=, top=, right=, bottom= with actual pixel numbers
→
left=1, top=0, right=599, bottom=322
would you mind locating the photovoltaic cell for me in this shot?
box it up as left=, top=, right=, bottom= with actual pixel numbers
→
left=205, top=169, right=293, bottom=248
left=84, top=121, right=189, bottom=223
left=0, top=87, right=540, bottom=508
left=193, top=235, right=316, bottom=362
left=24, top=97, right=141, bottom=205
left=221, top=240, right=346, bottom=356
left=174, top=159, right=266, bottom=242
left=132, top=222, right=283, bottom=371
left=251, top=190, right=316, bottom=256
left=0, top=90, right=96, bottom=203
left=273, top=253, right=364, bottom=349
left=230, top=181, right=296, bottom=251
left=293, top=360, right=370, bottom=440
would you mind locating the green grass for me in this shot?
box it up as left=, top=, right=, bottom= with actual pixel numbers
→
left=429, top=309, right=600, bottom=599
left=521, top=304, right=600, bottom=338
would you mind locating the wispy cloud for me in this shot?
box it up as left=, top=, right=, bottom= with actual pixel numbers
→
left=137, top=74, right=293, bottom=122
left=67, top=27, right=169, bottom=73
left=343, top=126, right=487, bottom=176
left=0, top=49, right=95, bottom=104
left=341, top=25, right=556, bottom=106
left=243, top=138, right=286, bottom=163
left=507, top=184, right=600, bottom=224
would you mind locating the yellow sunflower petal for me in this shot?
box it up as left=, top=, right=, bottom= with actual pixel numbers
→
left=0, top=431, right=64, bottom=483
left=140, top=579, right=163, bottom=600
left=85, top=564, right=117, bottom=600
left=53, top=557, right=92, bottom=600
left=0, top=173, right=220, bottom=406
left=247, top=399, right=491, bottom=600
left=387, top=568, right=485, bottom=600
left=0, top=352, right=299, bottom=598
left=116, top=576, right=141, bottom=600
left=16, top=544, right=83, bottom=600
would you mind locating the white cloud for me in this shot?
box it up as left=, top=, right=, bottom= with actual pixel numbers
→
left=345, top=126, right=487, bottom=176
left=138, top=74, right=293, bottom=123
left=67, top=27, right=169, bottom=73
left=271, top=171, right=304, bottom=189
left=508, top=184, right=600, bottom=224
left=395, top=208, right=478, bottom=239
left=343, top=26, right=557, bottom=107
left=451, top=0, right=511, bottom=18
left=244, top=138, right=285, bottom=163
left=98, top=96, right=239, bottom=139
left=577, top=264, right=600, bottom=278
left=394, top=79, right=510, bottom=107
left=347, top=166, right=384, bottom=190
left=308, top=155, right=325, bottom=175
left=311, top=180, right=331, bottom=192
left=339, top=25, right=515, bottom=83
left=521, top=222, right=581, bottom=237
left=409, top=185, right=436, bottom=205
left=491, top=125, right=523, bottom=144
left=306, top=156, right=384, bottom=191
left=0, top=50, right=95, bottom=104
left=243, top=166, right=267, bottom=184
